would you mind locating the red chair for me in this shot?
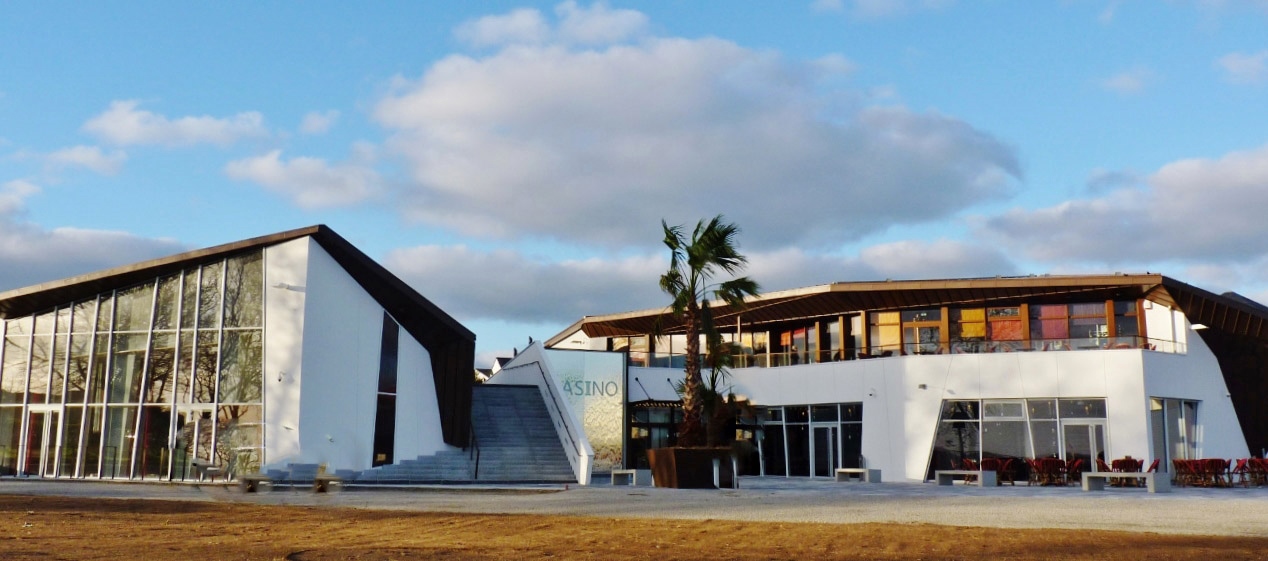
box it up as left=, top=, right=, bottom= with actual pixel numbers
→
left=1065, top=459, right=1084, bottom=486
left=1232, top=459, right=1250, bottom=488
left=1145, top=458, right=1160, bottom=473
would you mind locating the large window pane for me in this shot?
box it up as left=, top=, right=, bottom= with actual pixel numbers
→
left=218, top=331, right=261, bottom=403
left=33, top=311, right=55, bottom=335
left=0, top=407, right=20, bottom=475
left=180, top=272, right=198, bottom=329
left=153, top=275, right=181, bottom=331
left=216, top=405, right=262, bottom=477
left=50, top=335, right=67, bottom=403
left=931, top=419, right=980, bottom=471
left=193, top=331, right=218, bottom=403
left=222, top=251, right=263, bottom=328
left=108, top=334, right=146, bottom=403
left=1058, top=398, right=1106, bottom=419
left=96, top=296, right=113, bottom=332
left=175, top=331, right=195, bottom=403
left=72, top=301, right=95, bottom=334
left=146, top=333, right=176, bottom=404
left=60, top=406, right=84, bottom=476
left=89, top=335, right=109, bottom=404
left=982, top=420, right=1030, bottom=459
left=113, top=284, right=154, bottom=332
left=27, top=336, right=51, bottom=404
left=102, top=406, right=138, bottom=478
left=197, top=262, right=222, bottom=329
left=81, top=406, right=104, bottom=477
left=1, top=336, right=28, bottom=404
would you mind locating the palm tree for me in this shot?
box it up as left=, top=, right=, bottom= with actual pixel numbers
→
left=660, top=215, right=760, bottom=447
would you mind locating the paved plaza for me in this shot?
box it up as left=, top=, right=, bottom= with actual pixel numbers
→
left=2, top=476, right=1265, bottom=537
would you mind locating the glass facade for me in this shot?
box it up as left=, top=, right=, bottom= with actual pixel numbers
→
left=753, top=403, right=863, bottom=478
left=0, top=250, right=264, bottom=480
left=926, top=398, right=1108, bottom=480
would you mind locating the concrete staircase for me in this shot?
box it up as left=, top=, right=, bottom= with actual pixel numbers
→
left=353, top=449, right=474, bottom=483
left=469, top=384, right=576, bottom=482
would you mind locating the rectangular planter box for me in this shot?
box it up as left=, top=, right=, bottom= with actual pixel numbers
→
left=647, top=447, right=734, bottom=489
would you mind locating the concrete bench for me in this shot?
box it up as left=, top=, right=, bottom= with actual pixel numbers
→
left=834, top=468, right=882, bottom=483
left=1082, top=472, right=1170, bottom=493
left=313, top=474, right=343, bottom=493
left=935, top=470, right=997, bottom=487
left=239, top=474, right=273, bottom=493
left=611, top=469, right=638, bottom=486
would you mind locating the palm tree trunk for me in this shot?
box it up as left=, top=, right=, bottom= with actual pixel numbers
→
left=679, top=302, right=703, bottom=446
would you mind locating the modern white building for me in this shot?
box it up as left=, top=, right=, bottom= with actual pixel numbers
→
left=512, top=275, right=1266, bottom=483
left=0, top=225, right=475, bottom=481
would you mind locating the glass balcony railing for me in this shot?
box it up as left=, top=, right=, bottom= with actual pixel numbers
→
left=624, top=336, right=1184, bottom=369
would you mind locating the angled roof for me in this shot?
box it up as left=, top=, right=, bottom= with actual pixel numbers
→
left=0, top=225, right=475, bottom=346
left=548, top=273, right=1268, bottom=344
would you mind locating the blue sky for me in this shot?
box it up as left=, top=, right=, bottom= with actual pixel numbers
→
left=3, top=1, right=1268, bottom=367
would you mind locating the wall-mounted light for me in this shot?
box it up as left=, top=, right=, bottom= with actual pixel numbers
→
left=278, top=370, right=287, bottom=382
left=917, top=384, right=927, bottom=390
left=272, top=282, right=306, bottom=293
left=1191, top=323, right=1208, bottom=331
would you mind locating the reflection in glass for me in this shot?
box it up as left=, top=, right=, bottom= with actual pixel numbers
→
left=218, top=331, right=261, bottom=403
left=175, top=331, right=195, bottom=403
left=60, top=406, right=83, bottom=476
left=113, top=284, right=154, bottom=332
left=146, top=333, right=176, bottom=403
left=153, top=275, right=181, bottom=331
left=137, top=406, right=171, bottom=479
left=222, top=251, right=263, bottom=328
left=81, top=406, right=104, bottom=478
left=1, top=337, right=29, bottom=404
left=28, top=336, right=50, bottom=404
left=66, top=335, right=91, bottom=403
left=198, top=262, right=222, bottom=329
left=50, top=335, right=67, bottom=402
left=216, top=405, right=262, bottom=477
left=89, top=335, right=109, bottom=403
left=34, top=311, right=55, bottom=335
left=1058, top=398, right=1106, bottom=419
left=193, top=331, right=219, bottom=403
left=0, top=407, right=20, bottom=475
left=103, top=406, right=137, bottom=478
left=180, top=272, right=198, bottom=329
left=72, top=301, right=95, bottom=334
left=109, top=334, right=147, bottom=403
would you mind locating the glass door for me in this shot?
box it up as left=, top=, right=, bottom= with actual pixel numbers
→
left=1061, top=421, right=1105, bottom=472
left=811, top=425, right=837, bottom=477
left=24, top=408, right=61, bottom=477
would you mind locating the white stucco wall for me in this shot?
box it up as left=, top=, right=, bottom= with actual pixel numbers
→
left=629, top=341, right=1245, bottom=482
left=262, top=237, right=451, bottom=473
left=263, top=237, right=310, bottom=469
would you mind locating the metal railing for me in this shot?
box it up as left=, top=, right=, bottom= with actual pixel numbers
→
left=627, top=336, right=1185, bottom=369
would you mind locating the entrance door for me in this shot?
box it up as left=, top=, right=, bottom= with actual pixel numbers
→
left=24, top=409, right=61, bottom=477
left=812, top=425, right=838, bottom=477
left=1061, top=421, right=1105, bottom=472
left=173, top=406, right=215, bottom=481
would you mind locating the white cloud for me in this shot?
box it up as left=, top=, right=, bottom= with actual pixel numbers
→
left=554, top=1, right=648, bottom=45
left=0, top=179, right=184, bottom=289
left=385, top=245, right=666, bottom=323
left=1216, top=50, right=1268, bottom=84
left=386, top=238, right=1016, bottom=325
left=455, top=7, right=550, bottom=47
left=375, top=31, right=1018, bottom=250
left=82, top=100, right=268, bottom=147
left=811, top=0, right=845, bottom=12
left=455, top=2, right=647, bottom=48
left=42, top=145, right=127, bottom=175
left=224, top=149, right=381, bottom=209
left=1101, top=67, right=1154, bottom=95
left=979, top=142, right=1268, bottom=264
left=299, top=110, right=341, bottom=135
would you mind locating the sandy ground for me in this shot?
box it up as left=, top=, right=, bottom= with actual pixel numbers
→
left=2, top=478, right=1267, bottom=560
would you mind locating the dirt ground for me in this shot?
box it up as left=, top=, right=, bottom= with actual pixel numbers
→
left=1, top=495, right=1266, bottom=561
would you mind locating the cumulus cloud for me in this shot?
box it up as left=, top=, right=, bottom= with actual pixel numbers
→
left=42, top=145, right=127, bottom=175
left=1101, top=67, right=1154, bottom=95
left=376, top=17, right=1018, bottom=251
left=385, top=245, right=666, bottom=323
left=385, top=238, right=1016, bottom=325
left=299, top=110, right=340, bottom=134
left=0, top=180, right=184, bottom=290
left=979, top=142, right=1268, bottom=264
left=224, top=149, right=381, bottom=209
left=1216, top=50, right=1268, bottom=84
left=82, top=100, right=267, bottom=147
left=455, top=1, right=647, bottom=47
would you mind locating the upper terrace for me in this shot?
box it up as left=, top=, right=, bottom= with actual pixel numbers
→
left=548, top=273, right=1268, bottom=369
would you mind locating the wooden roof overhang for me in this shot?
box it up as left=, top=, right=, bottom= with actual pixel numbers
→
left=567, top=274, right=1268, bottom=344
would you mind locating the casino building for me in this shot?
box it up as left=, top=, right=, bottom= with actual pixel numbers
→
left=0, top=226, right=474, bottom=481
left=498, top=275, right=1267, bottom=483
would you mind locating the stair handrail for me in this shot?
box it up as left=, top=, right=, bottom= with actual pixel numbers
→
left=534, top=362, right=584, bottom=459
